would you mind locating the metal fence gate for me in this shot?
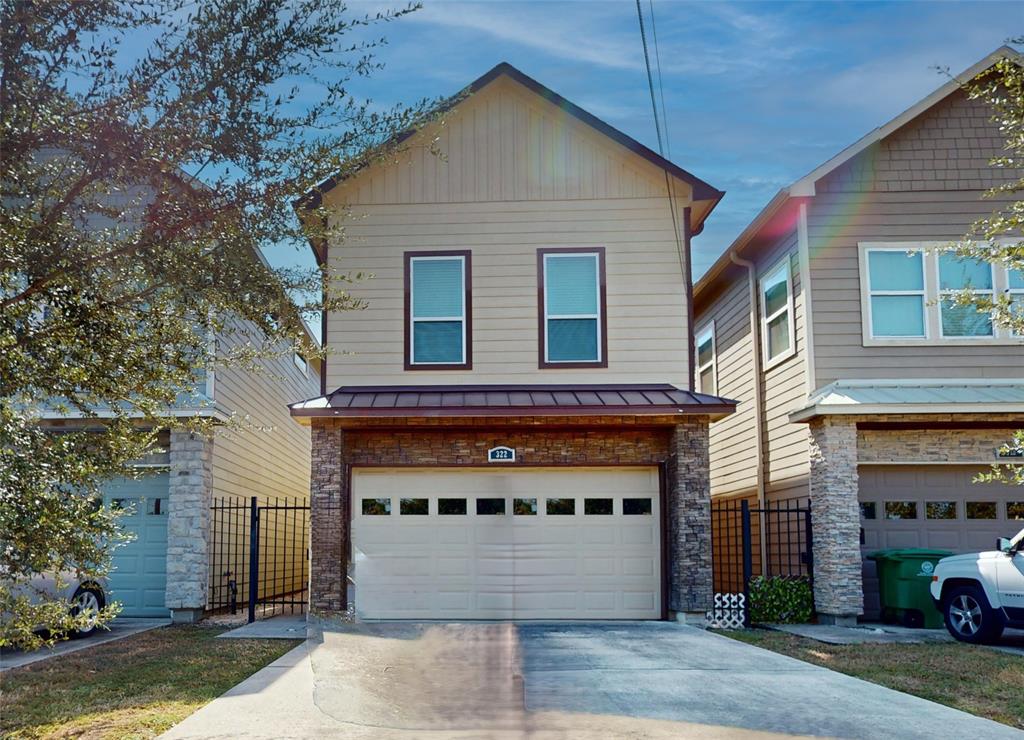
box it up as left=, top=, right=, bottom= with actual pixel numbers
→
left=208, top=496, right=310, bottom=622
left=708, top=499, right=813, bottom=628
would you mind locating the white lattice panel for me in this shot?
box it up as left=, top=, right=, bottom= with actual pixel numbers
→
left=705, top=592, right=746, bottom=629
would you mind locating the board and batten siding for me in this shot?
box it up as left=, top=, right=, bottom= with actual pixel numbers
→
left=698, top=225, right=810, bottom=503
left=808, top=90, right=1024, bottom=388
left=210, top=317, right=320, bottom=504
left=322, top=77, right=693, bottom=388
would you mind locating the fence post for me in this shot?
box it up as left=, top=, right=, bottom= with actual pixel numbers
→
left=247, top=496, right=259, bottom=624
left=741, top=499, right=752, bottom=627
left=804, top=507, right=814, bottom=582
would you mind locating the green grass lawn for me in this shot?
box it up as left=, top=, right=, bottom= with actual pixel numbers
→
left=720, top=629, right=1024, bottom=730
left=1, top=625, right=301, bottom=739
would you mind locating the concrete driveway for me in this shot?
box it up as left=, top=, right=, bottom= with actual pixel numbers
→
left=163, top=622, right=1022, bottom=739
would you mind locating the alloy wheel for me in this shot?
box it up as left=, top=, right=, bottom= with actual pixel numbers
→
left=949, top=594, right=982, bottom=636
left=72, top=590, right=101, bottom=630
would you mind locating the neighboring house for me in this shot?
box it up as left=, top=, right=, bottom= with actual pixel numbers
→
left=694, top=47, right=1024, bottom=625
left=40, top=302, right=321, bottom=623
left=290, top=63, right=734, bottom=622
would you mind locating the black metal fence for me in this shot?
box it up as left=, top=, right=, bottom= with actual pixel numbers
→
left=208, top=496, right=310, bottom=622
left=710, top=499, right=813, bottom=627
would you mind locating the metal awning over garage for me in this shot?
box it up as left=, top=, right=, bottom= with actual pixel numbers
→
left=290, top=383, right=735, bottom=421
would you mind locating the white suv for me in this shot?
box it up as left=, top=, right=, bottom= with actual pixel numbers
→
left=930, top=527, right=1024, bottom=643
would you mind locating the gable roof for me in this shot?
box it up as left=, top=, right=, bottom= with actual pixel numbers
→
left=695, top=45, right=1020, bottom=300
left=296, top=62, right=724, bottom=215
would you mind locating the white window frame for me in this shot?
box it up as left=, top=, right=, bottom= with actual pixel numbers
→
left=1007, top=267, right=1024, bottom=337
left=759, top=257, right=796, bottom=370
left=409, top=254, right=467, bottom=366
left=542, top=251, right=603, bottom=364
left=862, top=246, right=928, bottom=340
left=293, top=352, right=309, bottom=376
left=695, top=321, right=716, bottom=395
left=857, top=241, right=1023, bottom=346
left=936, top=253, right=995, bottom=340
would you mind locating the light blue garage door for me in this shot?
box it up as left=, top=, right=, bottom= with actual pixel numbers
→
left=103, top=473, right=170, bottom=617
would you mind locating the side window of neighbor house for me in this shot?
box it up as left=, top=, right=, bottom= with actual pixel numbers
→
left=695, top=323, right=715, bottom=395
left=759, top=258, right=794, bottom=367
left=865, top=249, right=926, bottom=338
left=540, top=249, right=606, bottom=366
left=406, top=252, right=471, bottom=368
left=938, top=253, right=994, bottom=338
left=1010, top=269, right=1024, bottom=336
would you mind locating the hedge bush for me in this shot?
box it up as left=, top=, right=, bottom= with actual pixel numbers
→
left=749, top=576, right=814, bottom=624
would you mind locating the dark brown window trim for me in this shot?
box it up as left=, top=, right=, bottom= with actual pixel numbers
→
left=537, top=247, right=608, bottom=369
left=404, top=250, right=473, bottom=371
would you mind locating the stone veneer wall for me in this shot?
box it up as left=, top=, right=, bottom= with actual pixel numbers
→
left=307, top=415, right=713, bottom=618
left=808, top=417, right=863, bottom=622
left=667, top=419, right=712, bottom=614
left=858, top=427, right=1020, bottom=463
left=165, top=430, right=214, bottom=619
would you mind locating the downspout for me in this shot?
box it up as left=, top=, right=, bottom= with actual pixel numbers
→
left=729, top=252, right=765, bottom=510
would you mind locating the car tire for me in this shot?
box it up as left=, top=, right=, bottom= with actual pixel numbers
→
left=942, top=584, right=1004, bottom=644
left=69, top=585, right=105, bottom=639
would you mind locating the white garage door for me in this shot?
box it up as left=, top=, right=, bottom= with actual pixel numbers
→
left=351, top=467, right=662, bottom=620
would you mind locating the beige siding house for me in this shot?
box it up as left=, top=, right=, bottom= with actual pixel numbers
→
left=291, top=63, right=734, bottom=622
left=695, top=47, right=1024, bottom=625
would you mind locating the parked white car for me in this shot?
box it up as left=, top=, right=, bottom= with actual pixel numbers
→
left=5, top=573, right=108, bottom=639
left=930, top=527, right=1024, bottom=643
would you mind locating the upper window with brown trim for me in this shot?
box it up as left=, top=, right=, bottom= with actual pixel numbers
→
left=405, top=251, right=472, bottom=370
left=538, top=248, right=607, bottom=368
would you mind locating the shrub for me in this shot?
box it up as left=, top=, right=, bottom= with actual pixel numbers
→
left=749, top=576, right=814, bottom=624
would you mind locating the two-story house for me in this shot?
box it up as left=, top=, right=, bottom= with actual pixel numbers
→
left=291, top=63, right=734, bottom=622
left=695, top=47, right=1024, bottom=626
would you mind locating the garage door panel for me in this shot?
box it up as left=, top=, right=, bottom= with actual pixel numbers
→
left=352, top=467, right=661, bottom=620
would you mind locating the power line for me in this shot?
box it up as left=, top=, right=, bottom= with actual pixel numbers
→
left=635, top=0, right=684, bottom=279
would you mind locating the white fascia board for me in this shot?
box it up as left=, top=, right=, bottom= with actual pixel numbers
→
left=37, top=406, right=230, bottom=423
left=790, top=46, right=1020, bottom=197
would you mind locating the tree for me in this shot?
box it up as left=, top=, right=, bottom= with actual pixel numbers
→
left=0, top=0, right=437, bottom=648
left=950, top=42, right=1024, bottom=486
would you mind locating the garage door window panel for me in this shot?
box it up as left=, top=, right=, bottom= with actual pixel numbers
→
left=539, top=249, right=606, bottom=367
left=623, top=498, right=653, bottom=515
left=407, top=252, right=471, bottom=368
left=477, top=498, right=506, bottom=515
left=438, top=498, right=467, bottom=515
left=926, top=501, right=957, bottom=520
left=860, top=502, right=877, bottom=520
left=1008, top=502, right=1024, bottom=520
left=585, top=498, right=613, bottom=515
left=362, top=498, right=391, bottom=515
left=401, top=498, right=429, bottom=515
left=513, top=498, right=537, bottom=515
left=966, top=501, right=998, bottom=520
left=885, top=501, right=917, bottom=520
left=546, top=498, right=576, bottom=515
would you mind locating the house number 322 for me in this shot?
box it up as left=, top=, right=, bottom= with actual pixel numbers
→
left=487, top=446, right=516, bottom=463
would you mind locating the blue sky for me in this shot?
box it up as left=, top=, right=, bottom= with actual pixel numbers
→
left=331, top=0, right=1020, bottom=277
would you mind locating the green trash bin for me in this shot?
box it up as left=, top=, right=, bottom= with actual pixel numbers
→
left=867, top=548, right=954, bottom=629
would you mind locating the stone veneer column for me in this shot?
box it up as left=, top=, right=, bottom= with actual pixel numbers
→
left=310, top=420, right=347, bottom=615
left=808, top=416, right=863, bottom=625
left=165, top=430, right=214, bottom=623
left=667, top=417, right=713, bottom=622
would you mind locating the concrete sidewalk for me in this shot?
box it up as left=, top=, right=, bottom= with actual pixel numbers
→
left=162, top=622, right=1023, bottom=739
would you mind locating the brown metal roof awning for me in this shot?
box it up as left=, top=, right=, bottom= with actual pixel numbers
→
left=289, top=383, right=736, bottom=421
